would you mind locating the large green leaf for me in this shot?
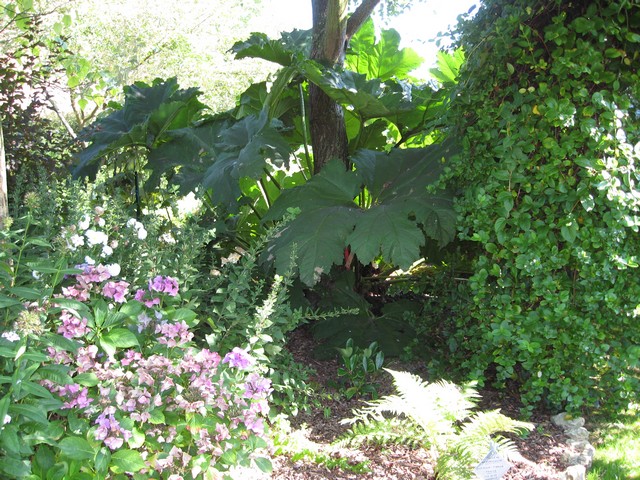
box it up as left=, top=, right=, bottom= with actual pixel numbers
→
left=109, top=449, right=146, bottom=474
left=146, top=115, right=230, bottom=193
left=231, top=29, right=312, bottom=66
left=264, top=143, right=459, bottom=285
left=266, top=206, right=360, bottom=287
left=301, top=61, right=425, bottom=122
left=146, top=110, right=291, bottom=210
left=346, top=20, right=423, bottom=81
left=58, top=437, right=95, bottom=461
left=352, top=141, right=459, bottom=246
left=347, top=203, right=425, bottom=268
left=429, top=48, right=465, bottom=86
left=264, top=159, right=361, bottom=221
left=73, top=78, right=206, bottom=179
left=263, top=161, right=361, bottom=285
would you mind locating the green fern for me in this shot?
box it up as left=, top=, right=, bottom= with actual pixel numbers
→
left=338, top=368, right=533, bottom=479
left=336, top=416, right=424, bottom=448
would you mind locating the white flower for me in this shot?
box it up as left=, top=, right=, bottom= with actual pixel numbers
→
left=106, top=263, right=121, bottom=277
left=1, top=331, right=19, bottom=342
left=97, top=217, right=106, bottom=227
left=137, top=312, right=152, bottom=332
left=78, top=214, right=91, bottom=231
left=101, top=245, right=113, bottom=257
left=94, top=206, right=105, bottom=215
left=85, top=229, right=109, bottom=247
left=85, top=256, right=95, bottom=265
left=160, top=233, right=176, bottom=244
left=2, top=414, right=10, bottom=425
left=127, top=218, right=147, bottom=239
left=176, top=192, right=202, bottom=216
left=69, top=234, right=84, bottom=249
left=32, top=270, right=42, bottom=280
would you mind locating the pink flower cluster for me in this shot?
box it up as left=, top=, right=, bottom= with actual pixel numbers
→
left=156, top=321, right=193, bottom=348
left=57, top=311, right=89, bottom=339
left=95, top=406, right=132, bottom=450
left=53, top=384, right=93, bottom=409
left=102, top=280, right=129, bottom=303
left=134, top=276, right=178, bottom=308
left=149, top=275, right=179, bottom=296
left=223, top=347, right=255, bottom=370
left=45, top=320, right=271, bottom=459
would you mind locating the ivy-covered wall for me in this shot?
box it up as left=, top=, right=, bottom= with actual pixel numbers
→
left=446, top=0, right=640, bottom=412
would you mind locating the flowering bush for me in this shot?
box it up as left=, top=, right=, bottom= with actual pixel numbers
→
left=41, top=267, right=273, bottom=478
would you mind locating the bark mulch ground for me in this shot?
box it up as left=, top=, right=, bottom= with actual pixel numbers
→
left=266, top=326, right=574, bottom=480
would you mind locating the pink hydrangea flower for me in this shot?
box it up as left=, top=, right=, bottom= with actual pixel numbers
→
left=243, top=373, right=272, bottom=399
left=222, top=347, right=255, bottom=370
left=156, top=321, right=193, bottom=347
left=57, top=311, right=89, bottom=339
left=102, top=280, right=129, bottom=303
left=149, top=275, right=179, bottom=296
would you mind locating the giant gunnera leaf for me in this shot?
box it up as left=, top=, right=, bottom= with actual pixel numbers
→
left=263, top=160, right=362, bottom=286
left=264, top=140, right=459, bottom=286
left=73, top=78, right=206, bottom=180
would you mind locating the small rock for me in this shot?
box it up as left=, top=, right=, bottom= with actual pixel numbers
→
left=552, top=412, right=585, bottom=429
left=565, top=427, right=590, bottom=441
left=565, top=464, right=586, bottom=480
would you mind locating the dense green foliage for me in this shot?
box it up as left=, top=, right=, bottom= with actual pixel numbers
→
left=0, top=1, right=75, bottom=192
left=444, top=0, right=640, bottom=412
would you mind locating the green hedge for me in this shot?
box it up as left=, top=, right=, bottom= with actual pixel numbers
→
left=446, top=0, right=640, bottom=412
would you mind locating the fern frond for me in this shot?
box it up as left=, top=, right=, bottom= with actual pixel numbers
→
left=335, top=417, right=424, bottom=448
left=457, top=410, right=533, bottom=449
left=340, top=369, right=532, bottom=480
left=452, top=410, right=533, bottom=461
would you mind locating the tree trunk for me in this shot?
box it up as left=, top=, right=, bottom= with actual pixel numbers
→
left=0, top=120, right=8, bottom=227
left=309, top=0, right=381, bottom=174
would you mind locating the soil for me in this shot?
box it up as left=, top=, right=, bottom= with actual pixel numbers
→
left=267, top=326, right=575, bottom=480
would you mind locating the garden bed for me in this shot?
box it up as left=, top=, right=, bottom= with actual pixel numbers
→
left=267, top=326, right=574, bottom=479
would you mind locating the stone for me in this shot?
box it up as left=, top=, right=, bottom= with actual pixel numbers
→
left=552, top=412, right=585, bottom=429
left=565, top=464, right=586, bottom=480
left=565, top=427, right=590, bottom=441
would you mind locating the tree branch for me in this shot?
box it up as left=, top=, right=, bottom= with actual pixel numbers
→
left=46, top=92, right=77, bottom=139
left=346, top=0, right=382, bottom=40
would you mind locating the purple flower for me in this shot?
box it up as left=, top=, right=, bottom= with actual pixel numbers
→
left=243, top=373, right=272, bottom=399
left=149, top=275, right=179, bottom=296
left=94, top=407, right=132, bottom=450
left=149, top=276, right=165, bottom=292
left=222, top=347, right=255, bottom=370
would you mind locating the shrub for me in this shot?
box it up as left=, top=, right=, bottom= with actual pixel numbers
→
left=443, top=0, right=640, bottom=413
left=0, top=199, right=272, bottom=479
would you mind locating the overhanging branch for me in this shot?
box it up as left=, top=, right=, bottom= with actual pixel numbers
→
left=346, top=0, right=382, bottom=40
